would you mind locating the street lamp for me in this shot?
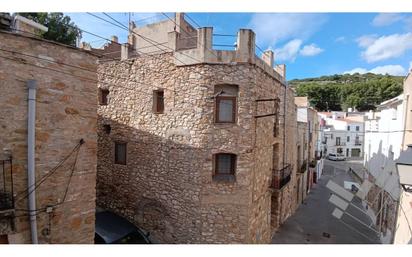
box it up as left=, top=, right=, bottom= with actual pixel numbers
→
left=396, top=144, right=412, bottom=193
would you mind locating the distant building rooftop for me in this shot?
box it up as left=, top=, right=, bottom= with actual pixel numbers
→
left=294, top=96, right=308, bottom=107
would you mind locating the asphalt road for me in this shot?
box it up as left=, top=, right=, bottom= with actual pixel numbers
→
left=271, top=159, right=381, bottom=244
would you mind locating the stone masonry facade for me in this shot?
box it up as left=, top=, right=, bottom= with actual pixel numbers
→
left=96, top=14, right=298, bottom=243
left=0, top=31, right=97, bottom=243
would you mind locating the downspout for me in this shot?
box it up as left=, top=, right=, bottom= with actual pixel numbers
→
left=401, top=94, right=409, bottom=149
left=282, top=84, right=286, bottom=168
left=27, top=79, right=38, bottom=244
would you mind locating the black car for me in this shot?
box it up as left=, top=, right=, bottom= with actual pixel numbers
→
left=94, top=211, right=152, bottom=244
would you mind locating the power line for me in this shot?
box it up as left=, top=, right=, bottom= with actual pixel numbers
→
left=161, top=12, right=220, bottom=60
left=185, top=13, right=201, bottom=28
left=14, top=140, right=83, bottom=203
left=87, top=12, right=201, bottom=65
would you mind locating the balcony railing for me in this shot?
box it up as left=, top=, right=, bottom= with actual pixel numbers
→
left=300, top=160, right=307, bottom=173
left=335, top=142, right=346, bottom=146
left=271, top=164, right=292, bottom=190
left=355, top=140, right=362, bottom=146
left=0, top=158, right=14, bottom=211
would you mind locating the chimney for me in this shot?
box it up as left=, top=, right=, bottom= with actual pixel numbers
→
left=262, top=50, right=274, bottom=68
left=275, top=64, right=286, bottom=78
left=121, top=43, right=129, bottom=60
left=111, top=36, right=118, bottom=43
left=175, top=13, right=185, bottom=33
left=236, top=29, right=255, bottom=63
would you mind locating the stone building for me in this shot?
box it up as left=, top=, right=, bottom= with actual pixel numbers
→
left=0, top=25, right=98, bottom=243
left=96, top=13, right=298, bottom=243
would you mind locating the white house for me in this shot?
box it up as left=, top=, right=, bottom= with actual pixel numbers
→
left=319, top=111, right=365, bottom=158
left=362, top=94, right=406, bottom=243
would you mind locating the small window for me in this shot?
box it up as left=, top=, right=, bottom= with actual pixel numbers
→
left=356, top=126, right=360, bottom=131
left=103, top=124, right=111, bottom=134
left=336, top=137, right=341, bottom=145
left=153, top=90, right=164, bottom=113
left=100, top=89, right=109, bottom=105
left=347, top=136, right=350, bottom=142
left=213, top=153, right=236, bottom=181
left=347, top=126, right=350, bottom=131
left=115, top=142, right=127, bottom=165
left=215, top=96, right=236, bottom=123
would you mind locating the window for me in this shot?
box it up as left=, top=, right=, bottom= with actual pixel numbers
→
left=347, top=136, right=350, bottom=142
left=103, top=124, right=111, bottom=134
left=347, top=126, right=350, bottom=131
left=114, top=142, right=127, bottom=165
left=215, top=96, right=236, bottom=123
left=100, top=89, right=109, bottom=105
left=336, top=137, right=341, bottom=146
left=153, top=89, right=164, bottom=113
left=214, top=84, right=238, bottom=124
left=356, top=126, right=360, bottom=131
left=213, top=153, right=236, bottom=181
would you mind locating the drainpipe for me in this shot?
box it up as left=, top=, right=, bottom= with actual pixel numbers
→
left=27, top=79, right=38, bottom=244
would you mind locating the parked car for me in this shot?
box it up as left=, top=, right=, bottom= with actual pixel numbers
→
left=94, top=211, right=152, bottom=244
left=327, top=153, right=346, bottom=161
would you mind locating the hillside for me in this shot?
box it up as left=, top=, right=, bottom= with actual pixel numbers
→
left=289, top=73, right=404, bottom=112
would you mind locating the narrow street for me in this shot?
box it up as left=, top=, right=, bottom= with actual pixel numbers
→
left=272, top=159, right=381, bottom=244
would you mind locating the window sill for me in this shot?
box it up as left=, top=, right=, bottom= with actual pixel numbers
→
left=212, top=174, right=236, bottom=183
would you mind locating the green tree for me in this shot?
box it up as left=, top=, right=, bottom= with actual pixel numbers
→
left=17, top=12, right=81, bottom=46
left=293, top=73, right=403, bottom=111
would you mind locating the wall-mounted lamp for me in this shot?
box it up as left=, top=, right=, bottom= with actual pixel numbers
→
left=396, top=144, right=412, bottom=193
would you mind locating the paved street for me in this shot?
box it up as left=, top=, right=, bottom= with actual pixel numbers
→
left=272, top=159, right=381, bottom=244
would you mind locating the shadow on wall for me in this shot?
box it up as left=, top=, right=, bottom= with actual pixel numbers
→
left=363, top=140, right=412, bottom=243
left=96, top=115, right=208, bottom=243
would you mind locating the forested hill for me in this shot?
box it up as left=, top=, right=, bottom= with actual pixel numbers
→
left=289, top=73, right=404, bottom=112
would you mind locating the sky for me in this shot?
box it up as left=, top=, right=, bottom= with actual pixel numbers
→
left=66, top=12, right=412, bottom=80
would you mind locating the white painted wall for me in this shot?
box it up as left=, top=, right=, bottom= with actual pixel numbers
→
left=319, top=112, right=364, bottom=157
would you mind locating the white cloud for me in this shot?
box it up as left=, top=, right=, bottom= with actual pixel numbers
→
left=356, top=33, right=412, bottom=63
left=299, top=44, right=324, bottom=56
left=335, top=36, right=346, bottom=43
left=344, top=65, right=406, bottom=76
left=372, top=13, right=404, bottom=26
left=356, top=34, right=378, bottom=48
left=344, top=68, right=368, bottom=74
left=274, top=39, right=302, bottom=62
left=248, top=13, right=327, bottom=45
left=274, top=40, right=324, bottom=62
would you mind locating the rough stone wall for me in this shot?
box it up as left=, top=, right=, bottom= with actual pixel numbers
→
left=269, top=87, right=298, bottom=233
left=247, top=64, right=284, bottom=243
left=0, top=31, right=97, bottom=243
left=97, top=50, right=291, bottom=243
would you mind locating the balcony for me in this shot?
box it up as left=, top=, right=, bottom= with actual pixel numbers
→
left=299, top=160, right=307, bottom=173
left=0, top=158, right=15, bottom=235
left=271, top=164, right=292, bottom=190
left=335, top=142, right=346, bottom=146
left=355, top=140, right=362, bottom=146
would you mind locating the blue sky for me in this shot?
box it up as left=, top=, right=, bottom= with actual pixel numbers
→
left=67, top=12, right=412, bottom=80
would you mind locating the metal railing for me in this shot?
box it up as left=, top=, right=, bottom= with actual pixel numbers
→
left=335, top=142, right=346, bottom=146
left=0, top=158, right=14, bottom=211
left=271, top=164, right=292, bottom=190
left=300, top=160, right=307, bottom=173
left=355, top=140, right=362, bottom=145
